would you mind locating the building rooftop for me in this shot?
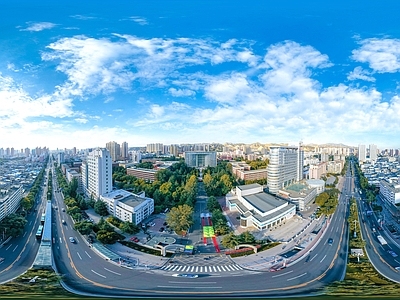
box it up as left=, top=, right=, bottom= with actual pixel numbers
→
left=237, top=183, right=262, bottom=191
left=243, top=192, right=286, bottom=213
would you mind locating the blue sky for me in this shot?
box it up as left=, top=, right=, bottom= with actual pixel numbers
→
left=1, top=0, right=400, bottom=150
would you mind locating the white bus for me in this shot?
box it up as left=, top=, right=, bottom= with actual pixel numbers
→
left=377, top=235, right=387, bottom=246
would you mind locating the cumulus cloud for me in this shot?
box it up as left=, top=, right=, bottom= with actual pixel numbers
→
left=347, top=66, right=376, bottom=82
left=352, top=38, right=400, bottom=73
left=20, top=22, right=57, bottom=32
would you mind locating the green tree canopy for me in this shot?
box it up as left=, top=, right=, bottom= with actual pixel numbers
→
left=94, top=200, right=109, bottom=216
left=74, top=220, right=94, bottom=235
left=166, top=204, right=194, bottom=234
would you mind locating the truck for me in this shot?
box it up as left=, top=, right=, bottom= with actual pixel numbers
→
left=377, top=235, right=387, bottom=246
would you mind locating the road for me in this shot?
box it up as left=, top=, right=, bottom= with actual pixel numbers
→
left=1, top=160, right=357, bottom=297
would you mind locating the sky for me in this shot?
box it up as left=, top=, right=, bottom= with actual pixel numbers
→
left=2, top=0, right=400, bottom=150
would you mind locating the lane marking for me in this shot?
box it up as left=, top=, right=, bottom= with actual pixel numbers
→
left=6, top=244, right=12, bottom=250
left=13, top=245, right=18, bottom=252
left=104, top=268, right=121, bottom=275
left=272, top=270, right=293, bottom=278
left=85, top=251, right=91, bottom=258
left=310, top=253, right=318, bottom=262
left=77, top=252, right=82, bottom=260
left=23, top=232, right=27, bottom=238
left=158, top=286, right=222, bottom=289
left=287, top=272, right=307, bottom=281
left=320, top=255, right=327, bottom=263
left=91, top=270, right=106, bottom=278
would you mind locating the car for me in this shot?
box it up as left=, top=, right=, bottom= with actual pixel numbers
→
left=172, top=274, right=198, bottom=278
left=378, top=226, right=383, bottom=231
left=388, top=250, right=398, bottom=257
left=395, top=266, right=400, bottom=271
left=163, top=222, right=168, bottom=226
left=62, top=208, right=65, bottom=212
left=159, top=227, right=165, bottom=232
left=151, top=222, right=156, bottom=227
left=327, top=238, right=334, bottom=245
left=62, top=219, right=66, bottom=224
left=69, top=237, right=76, bottom=243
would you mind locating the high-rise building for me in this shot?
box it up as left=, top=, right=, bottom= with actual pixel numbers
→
left=170, top=144, right=179, bottom=157
left=267, top=143, right=304, bottom=194
left=106, top=141, right=121, bottom=162
left=146, top=143, right=163, bottom=154
left=369, top=144, right=377, bottom=163
left=358, top=145, right=366, bottom=163
left=184, top=151, right=217, bottom=168
left=121, top=142, right=128, bottom=160
left=82, top=148, right=112, bottom=199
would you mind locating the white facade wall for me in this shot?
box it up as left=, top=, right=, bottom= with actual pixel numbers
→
left=0, top=185, right=23, bottom=222
left=84, top=148, right=112, bottom=199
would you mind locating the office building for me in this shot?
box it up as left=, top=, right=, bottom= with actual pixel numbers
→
left=127, top=167, right=158, bottom=182
left=379, top=179, right=400, bottom=205
left=267, top=144, right=304, bottom=194
left=184, top=151, right=217, bottom=168
left=100, top=189, right=154, bottom=225
left=226, top=184, right=296, bottom=230
left=81, top=148, right=112, bottom=199
left=121, top=142, right=129, bottom=160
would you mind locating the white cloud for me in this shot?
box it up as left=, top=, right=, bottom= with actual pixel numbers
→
left=21, top=22, right=57, bottom=32
left=168, top=88, right=195, bottom=97
left=352, top=38, right=400, bottom=73
left=130, top=16, right=148, bottom=26
left=347, top=66, right=376, bottom=82
left=75, top=118, right=88, bottom=124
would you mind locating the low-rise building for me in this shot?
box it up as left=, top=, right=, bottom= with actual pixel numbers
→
left=379, top=179, right=400, bottom=205
left=100, top=189, right=154, bottom=225
left=277, top=180, right=321, bottom=211
left=225, top=183, right=296, bottom=230
left=0, top=185, right=23, bottom=222
left=126, top=167, right=158, bottom=182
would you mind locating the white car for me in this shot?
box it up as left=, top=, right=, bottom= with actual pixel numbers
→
left=69, top=237, right=76, bottom=243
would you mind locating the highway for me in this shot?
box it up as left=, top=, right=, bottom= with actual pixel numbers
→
left=351, top=160, right=400, bottom=283
left=0, top=166, right=51, bottom=282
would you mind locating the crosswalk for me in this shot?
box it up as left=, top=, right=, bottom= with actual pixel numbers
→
left=160, top=264, right=244, bottom=273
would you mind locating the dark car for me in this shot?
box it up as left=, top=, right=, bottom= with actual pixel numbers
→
left=159, top=227, right=165, bottom=232
left=327, top=238, right=334, bottom=245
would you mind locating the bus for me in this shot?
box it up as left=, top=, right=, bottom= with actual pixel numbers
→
left=40, top=213, right=45, bottom=225
left=36, top=225, right=44, bottom=240
left=377, top=235, right=387, bottom=246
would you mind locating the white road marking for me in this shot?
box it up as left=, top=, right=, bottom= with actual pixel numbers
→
left=91, top=270, right=106, bottom=278
left=320, top=255, right=327, bottom=263
left=29, top=221, right=32, bottom=226
left=13, top=245, right=18, bottom=252
left=59, top=237, right=62, bottom=243
left=272, top=270, right=293, bottom=278
left=6, top=244, right=12, bottom=251
left=104, top=268, right=121, bottom=275
left=77, top=252, right=82, bottom=260
left=310, top=253, right=318, bottom=262
left=159, top=286, right=222, bottom=289
left=23, top=232, right=27, bottom=237
left=287, top=272, right=307, bottom=281
left=85, top=251, right=91, bottom=258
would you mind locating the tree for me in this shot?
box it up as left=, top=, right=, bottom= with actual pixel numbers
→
left=74, top=221, right=94, bottom=235
left=239, top=231, right=256, bottom=244
left=166, top=204, right=194, bottom=234
left=221, top=232, right=240, bottom=249
left=67, top=206, right=81, bottom=216
left=206, top=196, right=220, bottom=212
left=0, top=214, right=27, bottom=237
left=96, top=230, right=120, bottom=244
left=119, top=221, right=140, bottom=234
left=94, top=200, right=109, bottom=216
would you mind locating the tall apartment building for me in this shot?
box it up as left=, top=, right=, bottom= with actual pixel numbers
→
left=267, top=144, right=304, bottom=194
left=146, top=143, right=164, bottom=155
left=369, top=144, right=377, bottom=163
left=121, top=142, right=129, bottom=160
left=81, top=148, right=112, bottom=199
left=358, top=144, right=366, bottom=163
left=106, top=141, right=121, bottom=162
left=170, top=144, right=179, bottom=157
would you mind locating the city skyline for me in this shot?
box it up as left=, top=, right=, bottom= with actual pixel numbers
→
left=2, top=1, right=400, bottom=149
